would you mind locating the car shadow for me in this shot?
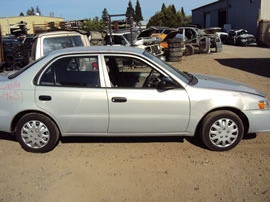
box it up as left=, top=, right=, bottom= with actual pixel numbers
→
left=243, top=133, right=257, bottom=140
left=0, top=131, right=17, bottom=142
left=61, top=136, right=185, bottom=144
left=0, top=131, right=258, bottom=149
left=215, top=58, right=270, bottom=78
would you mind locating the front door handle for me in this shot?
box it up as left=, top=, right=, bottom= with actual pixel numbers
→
left=112, top=97, right=127, bottom=103
left=39, top=95, right=52, bottom=101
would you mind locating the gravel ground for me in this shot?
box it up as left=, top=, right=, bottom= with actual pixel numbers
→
left=0, top=45, right=269, bottom=202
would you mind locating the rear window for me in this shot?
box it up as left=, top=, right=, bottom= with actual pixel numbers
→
left=43, top=36, right=83, bottom=55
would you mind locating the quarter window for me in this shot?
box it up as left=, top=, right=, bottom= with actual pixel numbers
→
left=40, top=56, right=100, bottom=87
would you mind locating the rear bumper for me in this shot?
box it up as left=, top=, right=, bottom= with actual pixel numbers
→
left=244, top=109, right=270, bottom=133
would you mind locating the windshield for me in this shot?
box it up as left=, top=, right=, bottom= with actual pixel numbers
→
left=143, top=51, right=190, bottom=84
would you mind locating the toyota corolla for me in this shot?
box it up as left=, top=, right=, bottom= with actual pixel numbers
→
left=0, top=46, right=269, bottom=152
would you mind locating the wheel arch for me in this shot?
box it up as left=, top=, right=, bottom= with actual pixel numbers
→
left=11, top=110, right=62, bottom=136
left=195, top=107, right=250, bottom=136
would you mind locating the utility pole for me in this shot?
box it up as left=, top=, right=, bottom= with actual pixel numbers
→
left=0, top=24, right=4, bottom=63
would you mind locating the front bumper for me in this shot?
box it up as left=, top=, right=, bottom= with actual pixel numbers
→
left=244, top=109, right=270, bottom=133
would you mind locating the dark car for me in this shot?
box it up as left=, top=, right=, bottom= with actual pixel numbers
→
left=2, top=36, right=26, bottom=71
left=227, top=29, right=256, bottom=46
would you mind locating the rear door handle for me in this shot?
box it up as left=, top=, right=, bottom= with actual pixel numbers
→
left=111, top=97, right=127, bottom=103
left=39, top=95, right=52, bottom=101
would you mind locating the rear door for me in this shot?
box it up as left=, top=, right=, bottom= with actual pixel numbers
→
left=35, top=54, right=109, bottom=135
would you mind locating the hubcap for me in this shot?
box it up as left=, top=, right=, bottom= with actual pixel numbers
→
left=209, top=118, right=238, bottom=148
left=21, top=120, right=50, bottom=149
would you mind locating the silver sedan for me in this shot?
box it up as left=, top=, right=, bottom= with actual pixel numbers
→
left=0, top=46, right=269, bottom=152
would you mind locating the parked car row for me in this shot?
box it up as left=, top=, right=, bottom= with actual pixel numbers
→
left=0, top=26, right=257, bottom=72
left=203, top=27, right=256, bottom=46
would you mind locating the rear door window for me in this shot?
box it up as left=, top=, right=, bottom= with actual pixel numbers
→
left=40, top=56, right=100, bottom=88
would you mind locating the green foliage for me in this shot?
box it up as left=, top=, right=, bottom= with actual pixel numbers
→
left=81, top=17, right=106, bottom=32
left=25, top=6, right=42, bottom=16
left=181, top=6, right=185, bottom=18
left=102, top=8, right=109, bottom=23
left=147, top=4, right=192, bottom=28
left=19, top=12, right=24, bottom=16
left=36, top=6, right=41, bottom=15
left=125, top=0, right=135, bottom=21
left=134, top=0, right=143, bottom=24
left=26, top=7, right=35, bottom=16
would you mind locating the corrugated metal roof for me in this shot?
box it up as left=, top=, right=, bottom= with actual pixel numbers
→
left=192, top=0, right=225, bottom=11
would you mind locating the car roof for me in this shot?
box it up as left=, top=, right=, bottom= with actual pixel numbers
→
left=47, top=46, right=145, bottom=57
left=35, top=30, right=86, bottom=37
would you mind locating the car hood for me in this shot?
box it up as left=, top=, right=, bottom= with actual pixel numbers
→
left=193, top=73, right=265, bottom=97
left=162, top=31, right=179, bottom=42
left=137, top=29, right=155, bottom=39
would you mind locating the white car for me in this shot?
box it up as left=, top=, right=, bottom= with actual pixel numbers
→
left=0, top=46, right=269, bottom=153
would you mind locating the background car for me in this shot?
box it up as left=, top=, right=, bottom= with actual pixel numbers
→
left=0, top=46, right=269, bottom=153
left=227, top=29, right=256, bottom=46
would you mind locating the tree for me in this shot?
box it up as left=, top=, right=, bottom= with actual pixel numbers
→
left=19, top=12, right=24, bottom=16
left=36, top=6, right=41, bottom=15
left=101, top=8, right=109, bottom=23
left=25, top=6, right=42, bottom=16
left=147, top=4, right=190, bottom=28
left=134, top=0, right=143, bottom=25
left=81, top=17, right=106, bottom=32
left=181, top=7, right=185, bottom=18
left=26, top=6, right=36, bottom=16
left=125, top=0, right=135, bottom=22
left=161, top=3, right=166, bottom=11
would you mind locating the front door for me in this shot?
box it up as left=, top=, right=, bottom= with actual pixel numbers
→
left=104, top=55, right=190, bottom=134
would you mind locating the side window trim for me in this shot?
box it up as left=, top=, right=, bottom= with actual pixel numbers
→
left=101, top=54, right=170, bottom=89
left=37, top=54, right=105, bottom=88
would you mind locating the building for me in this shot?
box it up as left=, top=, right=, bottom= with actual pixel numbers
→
left=0, top=15, right=65, bottom=36
left=192, top=0, right=270, bottom=34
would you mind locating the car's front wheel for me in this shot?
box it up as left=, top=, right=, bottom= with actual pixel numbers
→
left=16, top=113, right=60, bottom=153
left=200, top=110, right=244, bottom=151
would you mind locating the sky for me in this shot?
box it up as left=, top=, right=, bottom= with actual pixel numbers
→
left=0, top=0, right=217, bottom=21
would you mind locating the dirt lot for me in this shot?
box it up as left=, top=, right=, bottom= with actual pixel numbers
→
left=0, top=45, right=269, bottom=202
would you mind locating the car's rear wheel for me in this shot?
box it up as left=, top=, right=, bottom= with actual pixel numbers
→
left=184, top=44, right=195, bottom=56
left=16, top=113, right=60, bottom=153
left=200, top=110, right=244, bottom=151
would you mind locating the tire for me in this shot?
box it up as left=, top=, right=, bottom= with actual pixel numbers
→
left=166, top=56, right=181, bottom=62
left=200, top=110, right=244, bottom=151
left=184, top=44, right=195, bottom=56
left=168, top=47, right=181, bottom=52
left=199, top=38, right=210, bottom=54
left=16, top=113, right=60, bottom=153
left=167, top=51, right=182, bottom=57
left=0, top=62, right=6, bottom=72
left=167, top=38, right=182, bottom=43
left=168, top=43, right=181, bottom=48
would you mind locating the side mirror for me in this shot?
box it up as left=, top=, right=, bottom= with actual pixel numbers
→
left=157, top=77, right=180, bottom=90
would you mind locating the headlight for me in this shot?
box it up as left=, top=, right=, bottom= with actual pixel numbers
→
left=258, top=99, right=270, bottom=109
